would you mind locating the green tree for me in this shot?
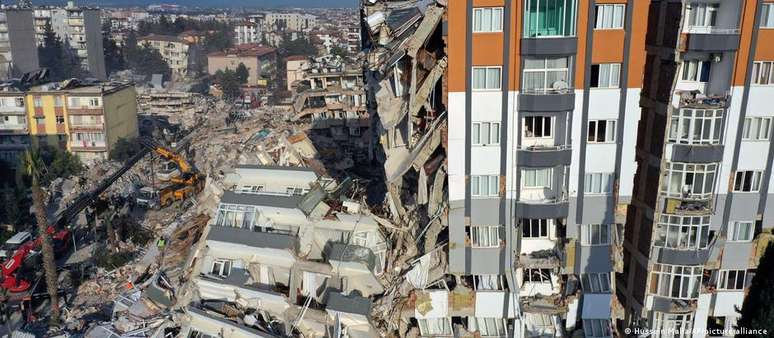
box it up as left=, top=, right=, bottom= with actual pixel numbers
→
left=330, top=45, right=348, bottom=58
left=204, top=30, right=232, bottom=53
left=214, top=69, right=241, bottom=100
left=38, top=22, right=87, bottom=80
left=235, top=63, right=249, bottom=84
left=736, top=242, right=774, bottom=336
left=103, top=35, right=125, bottom=75
left=22, top=151, right=61, bottom=324
left=109, top=137, right=143, bottom=162
left=125, top=42, right=172, bottom=82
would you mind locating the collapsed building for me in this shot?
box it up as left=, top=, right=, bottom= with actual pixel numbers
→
left=291, top=56, right=372, bottom=173
left=179, top=164, right=387, bottom=337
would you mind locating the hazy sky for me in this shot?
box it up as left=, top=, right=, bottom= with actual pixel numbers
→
left=38, top=0, right=358, bottom=8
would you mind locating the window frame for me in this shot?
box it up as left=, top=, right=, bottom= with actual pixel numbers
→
left=752, top=61, right=774, bottom=85
left=668, top=108, right=723, bottom=145
left=733, top=170, right=762, bottom=192
left=662, top=162, right=718, bottom=200
left=523, top=0, right=578, bottom=38
left=211, top=259, right=232, bottom=278
left=521, top=168, right=553, bottom=189
left=680, top=60, right=712, bottom=82
left=584, top=172, right=614, bottom=194
left=472, top=121, right=501, bottom=146
left=472, top=66, right=503, bottom=91
left=650, top=263, right=703, bottom=300
left=581, top=224, right=611, bottom=246
left=655, top=214, right=711, bottom=250
left=590, top=63, right=621, bottom=88
left=594, top=4, right=625, bottom=30
left=522, top=116, right=554, bottom=140
left=717, top=269, right=747, bottom=290
left=583, top=319, right=612, bottom=338
left=471, top=175, right=500, bottom=197
left=762, top=4, right=774, bottom=28
left=587, top=120, right=617, bottom=143
left=468, top=317, right=508, bottom=337
left=728, top=221, right=753, bottom=242
left=473, top=7, right=504, bottom=33
left=522, top=57, right=571, bottom=94
left=522, top=268, right=553, bottom=284
left=652, top=312, right=693, bottom=338
left=418, top=318, right=453, bottom=336
left=470, top=225, right=502, bottom=248
left=581, top=273, right=612, bottom=293
left=521, top=218, right=552, bottom=239
left=741, top=116, right=772, bottom=140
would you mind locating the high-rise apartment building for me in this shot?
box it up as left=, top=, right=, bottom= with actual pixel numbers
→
left=441, top=0, right=648, bottom=336
left=0, top=8, right=39, bottom=80
left=618, top=1, right=774, bottom=336
left=33, top=1, right=106, bottom=80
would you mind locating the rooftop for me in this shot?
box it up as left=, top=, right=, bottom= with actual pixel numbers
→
left=235, top=164, right=316, bottom=173
left=220, top=191, right=302, bottom=209
left=138, top=33, right=188, bottom=44
left=208, top=44, right=277, bottom=58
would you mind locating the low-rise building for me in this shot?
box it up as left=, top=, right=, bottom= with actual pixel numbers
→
left=138, top=34, right=192, bottom=78
left=207, top=44, right=276, bottom=87
left=0, top=85, right=31, bottom=164
left=285, top=55, right=309, bottom=91
left=265, top=12, right=316, bottom=32
left=25, top=80, right=138, bottom=162
left=234, top=21, right=260, bottom=45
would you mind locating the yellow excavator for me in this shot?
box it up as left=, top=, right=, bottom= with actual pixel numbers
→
left=136, top=137, right=205, bottom=209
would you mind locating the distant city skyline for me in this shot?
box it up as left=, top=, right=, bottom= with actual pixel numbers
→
left=33, top=0, right=358, bottom=8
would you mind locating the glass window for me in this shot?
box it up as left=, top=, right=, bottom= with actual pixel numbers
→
left=685, top=3, right=718, bottom=30
left=470, top=225, right=501, bottom=248
left=588, top=120, right=616, bottom=143
left=469, top=317, right=507, bottom=337
left=751, top=61, right=774, bottom=85
left=582, top=224, right=611, bottom=245
left=650, top=264, right=702, bottom=299
left=584, top=319, right=612, bottom=337
left=33, top=97, right=42, bottom=107
left=524, top=0, right=577, bottom=37
left=472, top=66, right=502, bottom=90
left=472, top=175, right=499, bottom=197
left=472, top=122, right=501, bottom=145
left=681, top=60, right=712, bottom=82
left=584, top=173, right=614, bottom=194
left=594, top=4, right=625, bottom=29
left=521, top=218, right=552, bottom=238
left=211, top=259, right=232, bottom=277
left=581, top=273, right=611, bottom=293
left=523, top=57, right=571, bottom=93
left=762, top=4, right=774, bottom=28
left=522, top=168, right=553, bottom=188
left=473, top=7, right=504, bottom=32
left=474, top=274, right=507, bottom=290
left=662, top=163, right=717, bottom=199
left=590, top=63, right=621, bottom=88
left=742, top=117, right=772, bottom=140
left=523, top=116, right=553, bottom=139
left=733, top=171, right=762, bottom=192
left=655, top=215, right=711, bottom=250
left=652, top=313, right=693, bottom=338
left=668, top=109, right=723, bottom=145
left=717, top=270, right=747, bottom=290
left=729, top=221, right=753, bottom=242
left=418, top=318, right=452, bottom=336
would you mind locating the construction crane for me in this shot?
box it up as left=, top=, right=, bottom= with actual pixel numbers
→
left=135, top=137, right=204, bottom=209
left=0, top=147, right=150, bottom=293
left=0, top=137, right=204, bottom=293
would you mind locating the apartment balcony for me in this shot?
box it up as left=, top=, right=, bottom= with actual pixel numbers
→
left=69, top=140, right=106, bottom=151
left=519, top=89, right=575, bottom=112
left=68, top=123, right=104, bottom=132
left=521, top=37, right=578, bottom=56
left=517, top=143, right=572, bottom=167
left=67, top=107, right=104, bottom=115
left=680, top=28, right=740, bottom=52
left=676, top=90, right=729, bottom=109
left=0, top=105, right=26, bottom=114
left=0, top=124, right=28, bottom=134
left=205, top=225, right=299, bottom=264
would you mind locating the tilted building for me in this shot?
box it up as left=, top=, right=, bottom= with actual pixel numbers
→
left=618, top=0, right=774, bottom=336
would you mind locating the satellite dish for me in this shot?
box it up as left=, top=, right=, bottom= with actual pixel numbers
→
left=552, top=80, right=568, bottom=91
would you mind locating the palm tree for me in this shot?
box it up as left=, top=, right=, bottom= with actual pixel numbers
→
left=22, top=151, right=60, bottom=324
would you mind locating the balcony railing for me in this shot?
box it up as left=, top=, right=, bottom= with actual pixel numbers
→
left=684, top=26, right=740, bottom=34
left=521, top=87, right=574, bottom=95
